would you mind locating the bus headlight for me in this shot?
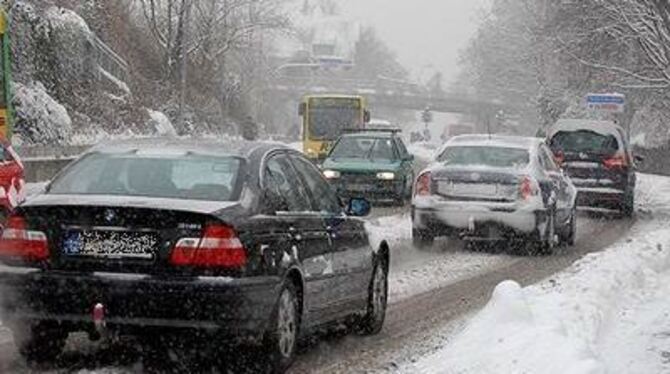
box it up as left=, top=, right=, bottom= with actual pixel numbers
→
left=323, top=170, right=341, bottom=179
left=377, top=172, right=396, bottom=180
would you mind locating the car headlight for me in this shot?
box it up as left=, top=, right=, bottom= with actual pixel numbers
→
left=376, top=172, right=396, bottom=180
left=323, top=170, right=341, bottom=179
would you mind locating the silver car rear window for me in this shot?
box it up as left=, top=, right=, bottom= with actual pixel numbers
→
left=437, top=146, right=530, bottom=169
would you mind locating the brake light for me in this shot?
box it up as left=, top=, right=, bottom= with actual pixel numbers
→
left=415, top=172, right=432, bottom=196
left=520, top=176, right=538, bottom=200
left=0, top=215, right=49, bottom=261
left=603, top=154, right=628, bottom=170
left=170, top=223, right=247, bottom=268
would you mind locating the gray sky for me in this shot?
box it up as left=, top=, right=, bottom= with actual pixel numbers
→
left=340, top=0, right=490, bottom=84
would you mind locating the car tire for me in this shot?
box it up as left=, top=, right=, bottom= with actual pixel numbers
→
left=622, top=191, right=634, bottom=218
left=405, top=173, right=414, bottom=200
left=356, top=259, right=388, bottom=336
left=412, top=228, right=434, bottom=249
left=529, top=210, right=555, bottom=256
left=13, top=321, right=68, bottom=363
left=263, top=282, right=300, bottom=373
left=560, top=207, right=577, bottom=247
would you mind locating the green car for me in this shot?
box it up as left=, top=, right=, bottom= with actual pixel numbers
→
left=321, top=130, right=415, bottom=204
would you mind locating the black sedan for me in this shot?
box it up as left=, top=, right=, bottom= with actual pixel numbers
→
left=0, top=139, right=389, bottom=372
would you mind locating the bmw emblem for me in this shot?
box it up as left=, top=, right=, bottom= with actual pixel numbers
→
left=103, top=209, right=116, bottom=224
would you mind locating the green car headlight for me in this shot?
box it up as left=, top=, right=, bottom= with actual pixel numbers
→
left=323, top=170, right=341, bottom=179
left=376, top=172, right=396, bottom=180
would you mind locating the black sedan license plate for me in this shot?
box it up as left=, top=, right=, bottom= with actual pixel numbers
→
left=62, top=230, right=157, bottom=260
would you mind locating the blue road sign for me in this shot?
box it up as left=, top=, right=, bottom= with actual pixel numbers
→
left=586, top=94, right=625, bottom=104
left=586, top=93, right=625, bottom=113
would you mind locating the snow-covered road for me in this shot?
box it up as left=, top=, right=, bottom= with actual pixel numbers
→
left=366, top=212, right=517, bottom=304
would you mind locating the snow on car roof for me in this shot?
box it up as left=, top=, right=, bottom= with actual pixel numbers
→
left=446, top=134, right=542, bottom=150
left=89, top=137, right=287, bottom=158
left=547, top=119, right=625, bottom=140
left=342, top=130, right=396, bottom=138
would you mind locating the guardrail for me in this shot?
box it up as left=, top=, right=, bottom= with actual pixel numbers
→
left=633, top=146, right=670, bottom=177
left=17, top=145, right=90, bottom=182
left=23, top=157, right=76, bottom=182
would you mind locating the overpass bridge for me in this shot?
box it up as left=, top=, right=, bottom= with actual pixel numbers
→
left=264, top=75, right=518, bottom=115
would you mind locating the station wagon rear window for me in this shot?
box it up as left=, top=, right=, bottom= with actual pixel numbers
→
left=48, top=152, right=244, bottom=201
left=437, top=146, right=530, bottom=168
left=549, top=130, right=619, bottom=155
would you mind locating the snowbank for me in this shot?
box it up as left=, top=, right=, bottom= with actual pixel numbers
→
left=44, top=6, right=91, bottom=33
left=13, top=81, right=72, bottom=143
left=148, top=110, right=177, bottom=137
left=411, top=174, right=670, bottom=374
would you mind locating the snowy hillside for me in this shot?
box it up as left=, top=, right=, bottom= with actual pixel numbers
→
left=8, top=2, right=176, bottom=145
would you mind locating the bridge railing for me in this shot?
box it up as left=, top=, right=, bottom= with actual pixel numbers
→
left=271, top=74, right=427, bottom=96
left=92, top=35, right=129, bottom=84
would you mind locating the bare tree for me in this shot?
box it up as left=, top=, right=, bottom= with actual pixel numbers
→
left=137, top=0, right=287, bottom=85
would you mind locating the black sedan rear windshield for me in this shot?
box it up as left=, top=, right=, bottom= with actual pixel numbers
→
left=550, top=130, right=620, bottom=155
left=437, top=146, right=529, bottom=168
left=49, top=152, right=244, bottom=201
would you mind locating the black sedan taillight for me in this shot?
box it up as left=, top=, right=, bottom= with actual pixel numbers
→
left=169, top=223, right=247, bottom=268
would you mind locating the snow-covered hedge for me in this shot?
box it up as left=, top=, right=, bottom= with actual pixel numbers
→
left=147, top=110, right=177, bottom=137
left=13, top=81, right=72, bottom=143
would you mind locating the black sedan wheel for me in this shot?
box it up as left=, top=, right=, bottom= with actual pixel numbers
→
left=357, top=260, right=388, bottom=335
left=264, top=283, right=300, bottom=373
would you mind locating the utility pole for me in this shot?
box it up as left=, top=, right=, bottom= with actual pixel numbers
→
left=178, top=0, right=192, bottom=130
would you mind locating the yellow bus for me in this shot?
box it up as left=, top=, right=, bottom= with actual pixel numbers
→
left=298, top=95, right=370, bottom=160
left=0, top=8, right=12, bottom=139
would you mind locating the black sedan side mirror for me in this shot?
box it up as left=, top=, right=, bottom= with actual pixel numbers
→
left=347, top=198, right=371, bottom=217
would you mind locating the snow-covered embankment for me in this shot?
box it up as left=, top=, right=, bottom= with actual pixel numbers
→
left=411, top=174, right=670, bottom=374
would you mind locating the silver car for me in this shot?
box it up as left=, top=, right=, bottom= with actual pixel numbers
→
left=411, top=135, right=577, bottom=255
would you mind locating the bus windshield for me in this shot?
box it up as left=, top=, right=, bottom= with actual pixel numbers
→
left=308, top=98, right=361, bottom=140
